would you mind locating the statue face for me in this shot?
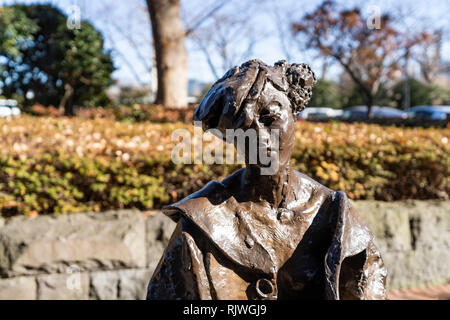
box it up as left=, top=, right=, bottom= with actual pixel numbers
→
left=240, top=81, right=295, bottom=171
left=194, top=60, right=314, bottom=173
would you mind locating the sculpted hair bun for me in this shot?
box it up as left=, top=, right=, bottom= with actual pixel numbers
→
left=275, top=60, right=316, bottom=118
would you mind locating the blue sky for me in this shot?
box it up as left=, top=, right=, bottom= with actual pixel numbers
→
left=1, top=0, right=449, bottom=87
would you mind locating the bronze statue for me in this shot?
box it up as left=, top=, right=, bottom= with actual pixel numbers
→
left=147, top=60, right=387, bottom=300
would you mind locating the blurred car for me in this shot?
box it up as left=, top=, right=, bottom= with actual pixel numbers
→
left=298, top=107, right=343, bottom=120
left=0, top=99, right=20, bottom=117
left=342, top=106, right=408, bottom=120
left=406, top=105, right=449, bottom=120
left=438, top=105, right=450, bottom=115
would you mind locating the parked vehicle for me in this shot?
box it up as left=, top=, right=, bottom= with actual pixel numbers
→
left=298, top=107, right=343, bottom=120
left=0, top=99, right=20, bottom=118
left=342, top=106, right=408, bottom=120
left=406, top=105, right=449, bottom=120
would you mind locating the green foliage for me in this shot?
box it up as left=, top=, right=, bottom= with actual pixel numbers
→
left=308, top=79, right=341, bottom=108
left=0, top=7, right=38, bottom=60
left=339, top=82, right=392, bottom=108
left=429, top=84, right=450, bottom=105
left=116, top=86, right=151, bottom=106
left=320, top=78, right=391, bottom=109
left=390, top=78, right=450, bottom=107
left=392, top=78, right=433, bottom=107
left=0, top=116, right=448, bottom=216
left=59, top=21, right=115, bottom=108
left=0, top=4, right=114, bottom=113
left=0, top=155, right=168, bottom=215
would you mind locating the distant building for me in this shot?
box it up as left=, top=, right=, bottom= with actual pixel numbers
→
left=107, top=84, right=153, bottom=106
left=434, top=62, right=450, bottom=88
left=188, top=79, right=209, bottom=104
left=106, top=80, right=209, bottom=106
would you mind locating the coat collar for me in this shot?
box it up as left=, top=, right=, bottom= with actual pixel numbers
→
left=163, top=170, right=373, bottom=286
left=163, top=177, right=277, bottom=276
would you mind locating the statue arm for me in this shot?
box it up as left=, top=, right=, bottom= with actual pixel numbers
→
left=146, top=218, right=212, bottom=300
left=360, top=240, right=388, bottom=300
left=325, top=191, right=387, bottom=300
left=338, top=239, right=387, bottom=300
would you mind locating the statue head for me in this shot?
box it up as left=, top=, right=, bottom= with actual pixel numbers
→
left=194, top=59, right=316, bottom=171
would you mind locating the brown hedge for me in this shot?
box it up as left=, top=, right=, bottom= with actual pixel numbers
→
left=0, top=116, right=448, bottom=216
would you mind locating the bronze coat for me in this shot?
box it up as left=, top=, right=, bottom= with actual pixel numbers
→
left=147, top=169, right=387, bottom=300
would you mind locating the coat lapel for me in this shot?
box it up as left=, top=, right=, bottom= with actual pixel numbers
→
left=324, top=191, right=373, bottom=299
left=163, top=181, right=276, bottom=276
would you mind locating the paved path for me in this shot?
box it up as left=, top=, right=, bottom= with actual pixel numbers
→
left=387, top=284, right=450, bottom=300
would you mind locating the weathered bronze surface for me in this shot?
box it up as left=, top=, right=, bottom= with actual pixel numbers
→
left=147, top=60, right=387, bottom=300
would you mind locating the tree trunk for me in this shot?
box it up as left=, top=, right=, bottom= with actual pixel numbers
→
left=147, top=0, right=188, bottom=108
left=364, top=94, right=374, bottom=119
left=321, top=56, right=328, bottom=80
left=59, top=83, right=75, bottom=116
left=402, top=56, right=410, bottom=110
left=64, top=99, right=75, bottom=116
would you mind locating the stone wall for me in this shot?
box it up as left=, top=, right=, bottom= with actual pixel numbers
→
left=0, top=210, right=175, bottom=300
left=354, top=200, right=450, bottom=290
left=0, top=200, right=448, bottom=299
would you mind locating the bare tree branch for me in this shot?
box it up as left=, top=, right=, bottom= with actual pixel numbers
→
left=184, top=0, right=228, bottom=36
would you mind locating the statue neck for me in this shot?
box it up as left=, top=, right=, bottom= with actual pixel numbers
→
left=241, top=163, right=294, bottom=209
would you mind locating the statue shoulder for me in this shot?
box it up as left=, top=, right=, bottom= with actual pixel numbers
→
left=292, top=169, right=334, bottom=194
left=161, top=168, right=275, bottom=274
left=162, top=168, right=244, bottom=223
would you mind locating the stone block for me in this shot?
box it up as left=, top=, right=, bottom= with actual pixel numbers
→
left=0, top=210, right=146, bottom=277
left=353, top=200, right=450, bottom=289
left=0, top=276, right=36, bottom=300
left=90, top=268, right=152, bottom=300
left=117, top=269, right=153, bottom=300
left=355, top=201, right=412, bottom=253
left=90, top=270, right=119, bottom=300
left=37, top=273, right=89, bottom=300
left=145, top=212, right=176, bottom=272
